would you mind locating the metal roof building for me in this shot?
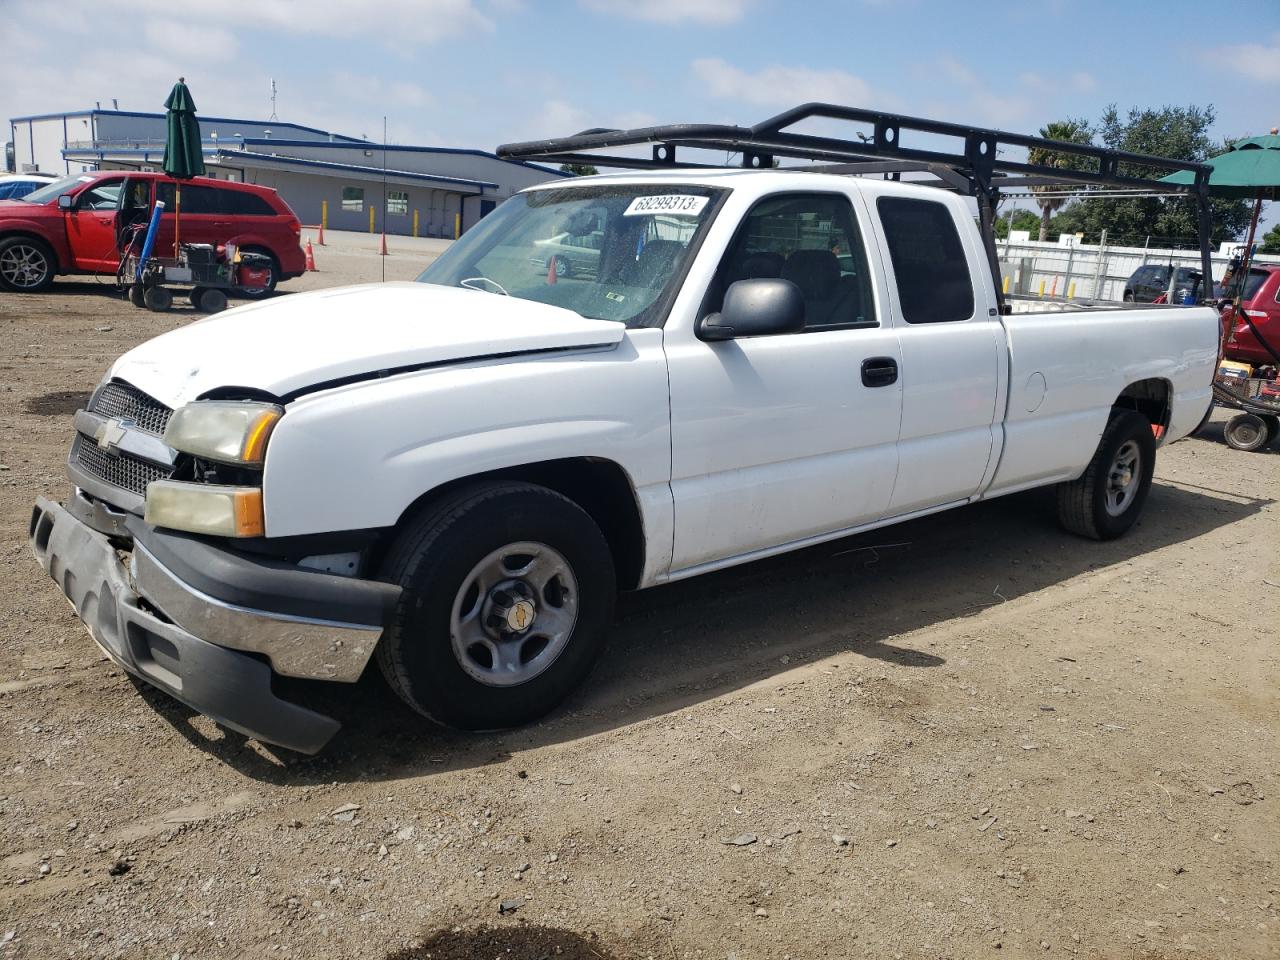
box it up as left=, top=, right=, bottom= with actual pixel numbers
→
left=8, top=109, right=565, bottom=237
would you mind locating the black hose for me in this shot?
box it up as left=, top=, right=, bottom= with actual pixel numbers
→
left=1238, top=309, right=1280, bottom=365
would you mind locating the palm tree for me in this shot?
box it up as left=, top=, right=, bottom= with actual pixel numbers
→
left=1027, top=120, right=1092, bottom=242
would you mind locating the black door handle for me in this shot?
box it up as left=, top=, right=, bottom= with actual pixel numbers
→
left=861, top=356, right=898, bottom=387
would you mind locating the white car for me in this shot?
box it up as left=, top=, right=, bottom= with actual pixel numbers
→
left=0, top=171, right=58, bottom=201
left=30, top=168, right=1218, bottom=753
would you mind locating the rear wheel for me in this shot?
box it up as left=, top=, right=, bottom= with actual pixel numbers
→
left=195, top=287, right=227, bottom=314
left=143, top=286, right=172, bottom=312
left=0, top=236, right=55, bottom=292
left=1057, top=409, right=1156, bottom=540
left=237, top=248, right=278, bottom=299
left=1223, top=413, right=1269, bottom=452
left=129, top=284, right=146, bottom=307
left=1122, top=290, right=1135, bottom=303
left=376, top=482, right=615, bottom=730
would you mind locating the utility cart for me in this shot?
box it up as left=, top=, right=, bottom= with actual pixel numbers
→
left=118, top=241, right=271, bottom=314
left=1212, top=364, right=1280, bottom=451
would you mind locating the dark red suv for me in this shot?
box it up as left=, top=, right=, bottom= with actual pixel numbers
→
left=0, top=171, right=305, bottom=295
left=1221, top=265, right=1280, bottom=367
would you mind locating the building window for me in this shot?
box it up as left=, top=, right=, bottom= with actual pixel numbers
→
left=342, top=187, right=364, bottom=212
left=386, top=190, right=409, bottom=216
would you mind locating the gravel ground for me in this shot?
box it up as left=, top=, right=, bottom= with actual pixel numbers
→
left=0, top=254, right=1277, bottom=960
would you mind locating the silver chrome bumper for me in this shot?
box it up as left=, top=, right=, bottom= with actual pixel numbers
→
left=29, top=496, right=349, bottom=753
left=131, top=542, right=381, bottom=682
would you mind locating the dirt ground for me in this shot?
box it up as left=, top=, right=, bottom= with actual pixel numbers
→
left=1, top=254, right=1277, bottom=960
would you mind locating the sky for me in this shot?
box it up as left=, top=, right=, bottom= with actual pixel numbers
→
left=4, top=0, right=1278, bottom=228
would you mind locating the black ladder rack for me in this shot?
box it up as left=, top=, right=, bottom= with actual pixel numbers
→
left=498, top=102, right=1216, bottom=310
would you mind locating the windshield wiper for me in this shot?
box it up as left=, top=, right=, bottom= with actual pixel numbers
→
left=459, top=276, right=510, bottom=296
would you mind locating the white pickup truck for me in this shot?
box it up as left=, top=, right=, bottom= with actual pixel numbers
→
left=30, top=169, right=1218, bottom=753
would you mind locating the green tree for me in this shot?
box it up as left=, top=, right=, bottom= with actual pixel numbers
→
left=1027, top=119, right=1093, bottom=241
left=1051, top=105, right=1252, bottom=246
left=994, top=208, right=1046, bottom=239
left=559, top=163, right=598, bottom=176
left=1260, top=221, right=1280, bottom=255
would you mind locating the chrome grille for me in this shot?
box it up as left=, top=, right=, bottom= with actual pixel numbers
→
left=72, top=435, right=170, bottom=498
left=92, top=381, right=173, bottom=436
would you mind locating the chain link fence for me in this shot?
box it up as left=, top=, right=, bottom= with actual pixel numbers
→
left=997, top=235, right=1280, bottom=303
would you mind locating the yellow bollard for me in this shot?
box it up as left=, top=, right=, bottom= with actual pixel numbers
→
left=1067, top=281, right=1076, bottom=299
left=321, top=199, right=328, bottom=232
left=413, top=209, right=419, bottom=238
left=369, top=206, right=375, bottom=234
left=1038, top=279, right=1045, bottom=298
left=1002, top=275, right=1010, bottom=294
left=454, top=212, right=461, bottom=239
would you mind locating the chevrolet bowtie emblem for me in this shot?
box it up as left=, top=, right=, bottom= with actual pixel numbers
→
left=94, top=418, right=129, bottom=452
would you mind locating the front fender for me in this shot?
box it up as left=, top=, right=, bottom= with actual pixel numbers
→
left=260, top=331, right=674, bottom=580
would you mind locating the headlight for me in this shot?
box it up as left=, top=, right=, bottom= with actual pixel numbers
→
left=163, top=401, right=283, bottom=466
left=145, top=481, right=264, bottom=537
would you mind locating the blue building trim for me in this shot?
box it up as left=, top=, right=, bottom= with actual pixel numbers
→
left=215, top=151, right=499, bottom=190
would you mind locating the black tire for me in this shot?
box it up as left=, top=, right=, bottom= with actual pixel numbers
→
left=143, top=286, right=172, bottom=312
left=0, top=236, right=56, bottom=292
left=1122, top=290, right=1135, bottom=303
left=237, top=248, right=278, bottom=299
left=1223, top=413, right=1269, bottom=452
left=129, top=284, right=146, bottom=308
left=1260, top=414, right=1280, bottom=447
left=1057, top=409, right=1156, bottom=540
left=196, top=287, right=227, bottom=314
left=189, top=286, right=206, bottom=306
left=376, top=482, right=616, bottom=730
left=551, top=254, right=570, bottom=279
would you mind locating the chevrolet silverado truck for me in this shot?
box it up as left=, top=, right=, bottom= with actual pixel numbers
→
left=30, top=167, right=1219, bottom=753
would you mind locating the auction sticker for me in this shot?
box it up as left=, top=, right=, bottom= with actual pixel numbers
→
left=623, top=194, right=709, bottom=217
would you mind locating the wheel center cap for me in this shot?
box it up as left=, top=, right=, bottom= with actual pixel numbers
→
left=505, top=599, right=536, bottom=633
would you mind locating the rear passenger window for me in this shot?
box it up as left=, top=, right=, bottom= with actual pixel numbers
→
left=876, top=197, right=974, bottom=323
left=221, top=190, right=275, bottom=216
left=156, top=183, right=221, bottom=214
left=717, top=192, right=876, bottom=331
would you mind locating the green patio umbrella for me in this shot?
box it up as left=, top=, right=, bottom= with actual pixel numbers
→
left=161, top=78, right=205, bottom=256
left=1161, top=132, right=1280, bottom=280
left=1163, top=132, right=1280, bottom=362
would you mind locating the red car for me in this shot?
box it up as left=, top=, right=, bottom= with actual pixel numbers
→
left=0, top=171, right=305, bottom=295
left=1221, top=264, right=1280, bottom=367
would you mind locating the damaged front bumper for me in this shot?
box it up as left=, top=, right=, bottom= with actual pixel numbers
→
left=29, top=494, right=399, bottom=754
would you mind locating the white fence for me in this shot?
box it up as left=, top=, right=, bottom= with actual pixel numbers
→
left=996, top=235, right=1280, bottom=302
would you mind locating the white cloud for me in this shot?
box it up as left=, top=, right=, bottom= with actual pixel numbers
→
left=1208, top=34, right=1280, bottom=84
left=580, top=0, right=749, bottom=24
left=692, top=57, right=876, bottom=107
left=141, top=21, right=238, bottom=62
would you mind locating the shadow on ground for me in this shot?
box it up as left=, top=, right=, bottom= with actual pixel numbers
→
left=386, top=925, right=616, bottom=960
left=135, top=472, right=1271, bottom=782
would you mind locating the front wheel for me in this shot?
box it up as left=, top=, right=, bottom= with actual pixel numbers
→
left=376, top=483, right=616, bottom=730
left=1056, top=409, right=1156, bottom=540
left=0, top=236, right=55, bottom=292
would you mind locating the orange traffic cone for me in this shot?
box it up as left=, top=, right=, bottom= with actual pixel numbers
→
left=546, top=255, right=557, bottom=285
left=379, top=232, right=388, bottom=256
left=304, top=240, right=317, bottom=272
left=316, top=222, right=325, bottom=246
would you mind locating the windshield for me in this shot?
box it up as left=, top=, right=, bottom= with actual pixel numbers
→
left=417, top=184, right=724, bottom=327
left=21, top=174, right=94, bottom=205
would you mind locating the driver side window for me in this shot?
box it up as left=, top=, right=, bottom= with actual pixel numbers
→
left=712, top=192, right=876, bottom=332
left=79, top=179, right=123, bottom=210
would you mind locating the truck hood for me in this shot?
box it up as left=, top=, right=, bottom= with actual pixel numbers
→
left=109, top=282, right=626, bottom=408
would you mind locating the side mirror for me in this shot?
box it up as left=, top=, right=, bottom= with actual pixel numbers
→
left=58, top=194, right=74, bottom=210
left=698, top=278, right=805, bottom=342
